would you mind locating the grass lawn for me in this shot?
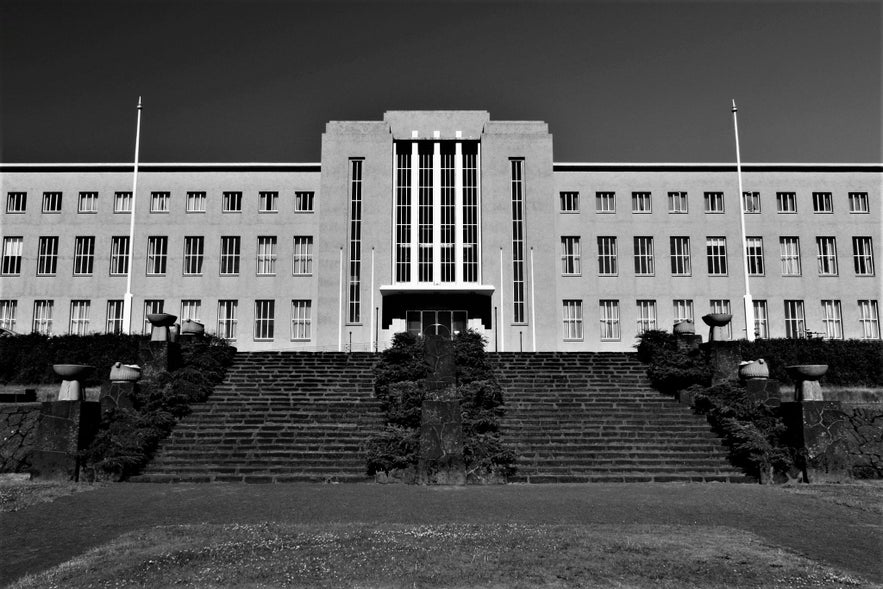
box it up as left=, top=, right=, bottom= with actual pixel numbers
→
left=0, top=477, right=103, bottom=513
left=9, top=522, right=869, bottom=588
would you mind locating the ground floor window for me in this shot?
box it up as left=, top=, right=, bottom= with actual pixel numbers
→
left=820, top=300, right=843, bottom=339
left=753, top=300, right=769, bottom=339
left=406, top=310, right=467, bottom=337
left=69, top=300, right=90, bottom=335
left=562, top=300, right=583, bottom=341
left=0, top=300, right=16, bottom=331
left=672, top=299, right=693, bottom=324
left=143, top=300, right=164, bottom=335
left=858, top=300, right=880, bottom=340
left=599, top=300, right=620, bottom=341
left=106, top=300, right=124, bottom=334
left=32, top=300, right=53, bottom=335
left=635, top=300, right=657, bottom=335
left=181, top=300, right=201, bottom=322
left=784, top=300, right=805, bottom=339
left=710, top=299, right=732, bottom=338
left=254, top=300, right=275, bottom=340
left=291, top=300, right=311, bottom=340
left=218, top=300, right=238, bottom=340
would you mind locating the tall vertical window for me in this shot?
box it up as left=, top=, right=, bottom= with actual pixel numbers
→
left=106, top=300, right=124, bottom=334
left=636, top=300, right=657, bottom=334
left=597, top=237, right=618, bottom=276
left=293, top=236, right=313, bottom=275
left=462, top=143, right=479, bottom=283
left=669, top=237, right=691, bottom=276
left=510, top=159, right=526, bottom=323
left=745, top=237, right=765, bottom=275
left=668, top=191, right=688, bottom=213
left=37, top=236, right=59, bottom=275
left=710, top=299, right=732, bottom=338
left=395, top=145, right=412, bottom=282
left=114, top=191, right=132, bottom=213
left=784, top=300, right=806, bottom=339
left=217, top=300, right=238, bottom=340
left=816, top=237, right=838, bottom=276
left=0, top=300, right=17, bottom=331
left=150, top=192, right=170, bottom=213
left=78, top=192, right=98, bottom=213
left=742, top=191, right=761, bottom=213
left=596, top=192, right=616, bottom=213
left=561, top=237, right=581, bottom=276
left=294, top=191, right=314, bottom=212
left=417, top=146, right=433, bottom=283
left=812, top=192, right=833, bottom=213
left=69, top=300, right=90, bottom=335
left=220, top=236, right=241, bottom=275
left=186, top=191, right=206, bottom=213
left=42, top=192, right=62, bottom=213
left=348, top=159, right=363, bottom=323
left=753, top=300, right=769, bottom=339
left=183, top=236, right=204, bottom=275
left=858, top=300, right=880, bottom=339
left=848, top=192, right=869, bottom=213
left=852, top=237, right=875, bottom=276
left=560, top=192, right=579, bottom=212
left=73, top=236, right=95, bottom=275
left=254, top=300, right=275, bottom=340
left=779, top=237, right=801, bottom=276
left=2, top=237, right=24, bottom=275
left=440, top=144, right=456, bottom=282
left=222, top=191, right=242, bottom=212
left=776, top=192, right=796, bottom=213
left=633, top=237, right=654, bottom=276
left=180, top=300, right=201, bottom=322
left=821, top=300, right=843, bottom=339
left=256, top=236, right=277, bottom=275
left=706, top=237, right=728, bottom=275
left=673, top=299, right=694, bottom=324
left=703, top=192, right=724, bottom=213
left=109, top=236, right=130, bottom=275
left=143, top=300, right=163, bottom=335
left=6, top=192, right=26, bottom=213
left=146, top=236, right=168, bottom=275
left=631, top=192, right=652, bottom=213
left=291, top=300, right=311, bottom=340
left=32, top=300, right=53, bottom=335
left=599, top=300, right=620, bottom=341
left=259, top=191, right=278, bottom=212
left=562, top=300, right=583, bottom=340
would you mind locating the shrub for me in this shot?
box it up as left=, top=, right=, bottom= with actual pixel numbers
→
left=738, top=339, right=883, bottom=387
left=635, top=330, right=707, bottom=395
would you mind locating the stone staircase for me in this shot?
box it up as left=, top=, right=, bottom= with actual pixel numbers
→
left=490, top=352, right=751, bottom=483
left=131, top=352, right=382, bottom=483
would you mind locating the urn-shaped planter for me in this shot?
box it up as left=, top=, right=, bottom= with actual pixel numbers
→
left=52, top=364, right=94, bottom=401
left=146, top=313, right=177, bottom=342
left=109, top=362, right=141, bottom=382
left=702, top=313, right=732, bottom=342
left=786, top=364, right=829, bottom=402
left=180, top=320, right=205, bottom=336
left=673, top=320, right=695, bottom=335
left=739, top=359, right=770, bottom=381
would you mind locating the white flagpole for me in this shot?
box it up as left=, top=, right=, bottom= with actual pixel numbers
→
left=123, top=97, right=143, bottom=334
left=732, top=99, right=755, bottom=341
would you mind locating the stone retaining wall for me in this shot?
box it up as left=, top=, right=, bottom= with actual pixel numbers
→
left=0, top=403, right=42, bottom=473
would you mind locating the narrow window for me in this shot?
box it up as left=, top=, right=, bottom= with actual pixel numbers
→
left=217, top=300, right=238, bottom=340
left=291, top=300, right=312, bottom=340
left=703, top=192, right=724, bottom=213
left=78, top=192, right=98, bottom=213
left=596, top=191, right=616, bottom=213
left=440, top=143, right=456, bottom=283
left=852, top=237, right=875, bottom=276
left=812, top=192, right=833, bottom=213
left=186, top=191, right=206, bottom=213
left=256, top=236, right=278, bottom=276
left=510, top=159, right=526, bottom=323
left=293, top=236, right=313, bottom=276
left=259, top=191, right=278, bottom=213
left=2, top=237, right=24, bottom=275
left=254, top=300, right=275, bottom=340
left=562, top=300, right=583, bottom=340
left=36, top=236, right=59, bottom=276
left=821, top=300, right=843, bottom=339
left=706, top=237, right=728, bottom=276
left=222, top=192, right=242, bottom=212
left=636, top=300, right=657, bottom=335
left=150, top=192, right=170, bottom=213
left=668, top=191, right=688, bottom=213
left=848, top=192, right=869, bottom=213
left=183, top=236, right=204, bottom=275
left=745, top=237, right=765, bottom=276
left=599, top=300, right=620, bottom=341
left=114, top=192, right=132, bottom=213
left=858, top=300, right=880, bottom=339
left=597, top=237, right=618, bottom=276
left=143, top=300, right=163, bottom=335
left=462, top=143, right=479, bottom=283
left=42, top=192, right=62, bottom=213
left=73, top=236, right=95, bottom=276
left=742, top=191, right=761, bottom=213
left=294, top=191, right=314, bottom=212
left=220, top=236, right=241, bottom=275
left=32, top=300, right=54, bottom=335
left=6, top=192, right=26, bottom=213
left=776, top=192, right=796, bottom=213
left=673, top=299, right=694, bottom=324
left=106, top=300, right=124, bottom=334
left=753, top=300, right=769, bottom=339
left=784, top=300, right=806, bottom=339
left=710, top=299, right=732, bottom=338
left=109, top=236, right=130, bottom=275
left=180, top=300, right=201, bottom=322
left=633, top=237, right=654, bottom=276
left=394, top=143, right=412, bottom=282
left=0, top=300, right=18, bottom=331
left=669, top=237, right=691, bottom=276
left=631, top=192, right=652, bottom=213
left=779, top=237, right=801, bottom=276
left=146, top=236, right=168, bottom=275
left=816, top=237, right=838, bottom=276
left=69, top=300, right=91, bottom=335
left=347, top=159, right=363, bottom=323
left=561, top=236, right=581, bottom=276
left=560, top=192, right=579, bottom=213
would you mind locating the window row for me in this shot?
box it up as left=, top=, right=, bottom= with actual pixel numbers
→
left=5, top=190, right=315, bottom=214
left=1, top=236, right=315, bottom=277
left=558, top=191, right=871, bottom=214
left=560, top=299, right=881, bottom=342
left=559, top=236, right=875, bottom=277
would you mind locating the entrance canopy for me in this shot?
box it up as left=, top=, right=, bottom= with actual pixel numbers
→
left=379, top=286, right=494, bottom=330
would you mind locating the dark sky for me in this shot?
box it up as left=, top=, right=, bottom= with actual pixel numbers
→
left=1, top=0, right=880, bottom=163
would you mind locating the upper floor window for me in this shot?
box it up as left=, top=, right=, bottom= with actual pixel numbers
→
left=259, top=191, right=278, bottom=213
left=109, top=236, right=130, bottom=275
left=146, top=236, right=168, bottom=275
left=295, top=191, right=315, bottom=213
left=779, top=237, right=801, bottom=276
left=150, top=192, right=170, bottom=213
left=745, top=237, right=765, bottom=276
left=220, top=236, right=241, bottom=275
left=633, top=236, right=654, bottom=276
left=73, top=236, right=95, bottom=276
left=562, top=300, right=583, bottom=341
left=597, top=236, right=617, bottom=276
left=595, top=192, right=615, bottom=213
left=670, top=236, right=691, bottom=276
left=37, top=236, right=59, bottom=275
left=631, top=192, right=652, bottom=213
left=848, top=192, right=869, bottom=213
left=42, top=192, right=62, bottom=213
left=256, top=236, right=277, bottom=275
left=742, top=192, right=761, bottom=213
left=1, top=237, right=23, bottom=275
left=668, top=191, right=688, bottom=213
left=706, top=237, right=728, bottom=276
left=6, top=192, right=27, bottom=213
left=78, top=192, right=98, bottom=213
left=776, top=192, right=796, bottom=213
left=223, top=191, right=242, bottom=212
left=114, top=192, right=132, bottom=213
left=186, top=191, right=206, bottom=213
left=852, top=237, right=875, bottom=276
left=561, top=236, right=581, bottom=276
left=816, top=236, right=838, bottom=276
left=703, top=192, right=724, bottom=213
left=812, top=192, right=833, bottom=213
left=559, top=192, right=579, bottom=213
left=293, top=236, right=313, bottom=276
left=183, top=236, right=204, bottom=275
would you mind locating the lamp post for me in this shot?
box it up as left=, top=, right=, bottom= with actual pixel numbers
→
left=122, top=97, right=142, bottom=334
left=732, top=100, right=755, bottom=341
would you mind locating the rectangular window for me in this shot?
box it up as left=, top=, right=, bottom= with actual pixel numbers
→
left=106, top=300, right=124, bottom=334
left=295, top=191, right=314, bottom=212
left=561, top=236, right=581, bottom=276
left=597, top=236, right=617, bottom=276
left=146, top=236, right=168, bottom=275
left=812, top=192, right=833, bottom=213
left=816, top=236, right=838, bottom=276
left=77, top=192, right=98, bottom=213
left=180, top=299, right=201, bottom=322
left=858, top=300, right=880, bottom=339
left=150, top=192, right=170, bottom=213
left=2, top=237, right=24, bottom=275
left=186, top=191, right=206, bottom=213
left=256, top=236, right=277, bottom=275
left=710, top=299, right=732, bottom=338
left=417, top=144, right=433, bottom=283
left=776, top=192, right=797, bottom=213
left=143, top=300, right=163, bottom=335
left=631, top=191, right=651, bottom=213
left=669, top=236, right=691, bottom=276
left=222, top=191, right=242, bottom=212
left=114, top=191, right=132, bottom=213
left=37, top=236, right=59, bottom=275
left=595, top=192, right=615, bottom=213
left=852, top=237, right=875, bottom=276
left=291, top=300, right=312, bottom=340
left=217, top=300, right=238, bottom=340
left=673, top=299, right=694, bottom=324
left=753, top=300, right=769, bottom=339
left=560, top=192, right=579, bottom=213
left=599, top=300, right=620, bottom=341
left=742, top=191, right=761, bottom=213
left=183, top=236, right=204, bottom=275
left=32, top=300, right=53, bottom=335
left=849, top=192, right=869, bottom=213
left=706, top=237, right=728, bottom=275
left=779, top=237, right=801, bottom=276
left=440, top=144, right=456, bottom=283
left=42, top=192, right=62, bottom=213
left=704, top=192, right=724, bottom=213
left=636, top=300, right=657, bottom=335
left=0, top=300, right=17, bottom=332
left=73, top=236, right=95, bottom=276
left=259, top=191, right=278, bottom=213
left=348, top=159, right=363, bottom=323
left=109, top=236, right=130, bottom=275
left=69, top=300, right=90, bottom=335
left=633, top=237, right=655, bottom=276
left=220, top=236, right=241, bottom=275
left=562, top=300, right=583, bottom=341
left=254, top=299, right=275, bottom=340
left=510, top=159, right=526, bottom=323
left=293, top=236, right=313, bottom=276
left=6, top=192, right=26, bottom=213
left=784, top=300, right=806, bottom=339
left=668, top=191, right=688, bottom=213
left=821, top=300, right=843, bottom=339
left=745, top=237, right=765, bottom=276
left=462, top=143, right=479, bottom=283
left=394, top=144, right=412, bottom=283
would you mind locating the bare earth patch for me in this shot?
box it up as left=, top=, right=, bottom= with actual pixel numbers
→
left=9, top=522, right=872, bottom=588
left=0, top=478, right=104, bottom=513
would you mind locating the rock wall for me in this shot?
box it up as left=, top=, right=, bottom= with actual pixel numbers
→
left=0, top=403, right=42, bottom=473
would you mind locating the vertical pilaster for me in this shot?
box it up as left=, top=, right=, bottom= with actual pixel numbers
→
left=454, top=141, right=464, bottom=283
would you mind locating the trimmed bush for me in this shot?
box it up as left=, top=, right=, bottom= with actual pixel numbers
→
left=635, top=330, right=708, bottom=395
left=737, top=339, right=883, bottom=387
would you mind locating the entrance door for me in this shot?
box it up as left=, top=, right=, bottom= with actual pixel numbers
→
left=406, top=310, right=467, bottom=337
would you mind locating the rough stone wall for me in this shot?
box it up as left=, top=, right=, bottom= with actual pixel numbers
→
left=840, top=403, right=883, bottom=478
left=0, top=403, right=42, bottom=473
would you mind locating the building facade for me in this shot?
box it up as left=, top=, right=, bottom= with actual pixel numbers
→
left=1, top=111, right=880, bottom=351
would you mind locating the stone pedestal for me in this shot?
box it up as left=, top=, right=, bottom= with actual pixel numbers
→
left=418, top=400, right=466, bottom=485
left=675, top=334, right=702, bottom=352
left=99, top=381, right=138, bottom=417
left=781, top=401, right=853, bottom=483
left=745, top=378, right=781, bottom=407
left=138, top=341, right=178, bottom=381
left=29, top=401, right=100, bottom=481
left=424, top=335, right=456, bottom=392
left=705, top=342, right=740, bottom=384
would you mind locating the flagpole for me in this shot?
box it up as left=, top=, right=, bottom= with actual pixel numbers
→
left=123, top=97, right=143, bottom=334
left=732, top=99, right=755, bottom=341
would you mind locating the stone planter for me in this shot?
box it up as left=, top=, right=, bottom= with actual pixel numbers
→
left=109, top=362, right=141, bottom=382
left=52, top=364, right=94, bottom=401
left=786, top=364, right=828, bottom=401
left=739, top=359, right=769, bottom=381
left=147, top=313, right=177, bottom=342
left=702, top=313, right=732, bottom=342
left=673, top=320, right=695, bottom=335
left=180, top=320, right=205, bottom=336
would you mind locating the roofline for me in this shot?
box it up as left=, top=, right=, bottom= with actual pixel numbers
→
left=553, top=162, right=883, bottom=173
left=0, top=163, right=322, bottom=173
